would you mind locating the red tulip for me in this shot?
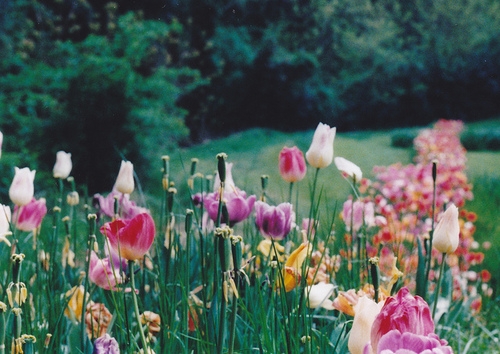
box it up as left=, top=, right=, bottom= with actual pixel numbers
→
left=279, top=146, right=307, bottom=183
left=100, top=213, right=155, bottom=261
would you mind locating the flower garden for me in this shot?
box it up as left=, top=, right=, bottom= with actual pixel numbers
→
left=0, top=120, right=496, bottom=353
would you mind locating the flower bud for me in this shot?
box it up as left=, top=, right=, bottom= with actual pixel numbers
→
left=279, top=146, right=307, bottom=182
left=432, top=204, right=460, bottom=254
left=9, top=167, right=36, bottom=206
left=334, top=156, right=362, bottom=181
left=114, top=160, right=134, bottom=195
left=306, top=123, right=336, bottom=169
left=53, top=151, right=72, bottom=179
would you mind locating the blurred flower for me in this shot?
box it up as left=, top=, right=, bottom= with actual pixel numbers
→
left=283, top=242, right=309, bottom=292
left=279, top=146, right=307, bottom=182
left=13, top=197, right=47, bottom=232
left=89, top=251, right=127, bottom=291
left=9, top=167, right=36, bottom=206
left=94, top=190, right=149, bottom=220
left=433, top=204, right=460, bottom=254
left=257, top=239, right=285, bottom=262
left=369, top=287, right=436, bottom=352
left=375, top=330, right=453, bottom=354
left=67, top=191, right=80, bottom=206
left=85, top=302, right=112, bottom=339
left=334, top=156, right=362, bottom=181
left=348, top=296, right=384, bottom=354
left=100, top=213, right=156, bottom=261
left=204, top=190, right=256, bottom=226
left=213, top=162, right=236, bottom=192
left=254, top=201, right=294, bottom=240
left=0, top=204, right=12, bottom=246
left=53, top=151, right=72, bottom=179
left=305, top=123, right=336, bottom=169
left=64, top=286, right=87, bottom=322
left=141, top=311, right=161, bottom=338
left=93, top=333, right=120, bottom=354
left=114, top=160, right=135, bottom=195
left=342, top=199, right=376, bottom=232
left=0, top=131, right=3, bottom=158
left=305, top=282, right=336, bottom=310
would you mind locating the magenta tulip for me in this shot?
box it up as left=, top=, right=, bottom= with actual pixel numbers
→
left=375, top=330, right=453, bottom=354
left=204, top=190, right=256, bottom=226
left=279, top=146, right=307, bottom=183
left=370, top=287, right=435, bottom=352
left=255, top=201, right=294, bottom=240
left=100, top=213, right=155, bottom=261
left=13, top=197, right=47, bottom=231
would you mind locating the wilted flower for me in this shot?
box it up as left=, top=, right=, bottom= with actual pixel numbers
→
left=9, top=167, right=36, bottom=206
left=53, top=151, right=73, bottom=179
left=348, top=296, right=384, bottom=354
left=433, top=204, right=460, bottom=254
left=279, top=146, right=307, bottom=182
left=6, top=282, right=28, bottom=307
left=305, top=282, right=336, bottom=310
left=334, top=156, right=362, bottom=181
left=67, top=191, right=80, bottom=206
left=255, top=201, right=294, bottom=240
left=85, top=302, right=112, bottom=339
left=114, top=160, right=135, bottom=195
left=93, top=333, right=120, bottom=354
left=141, top=311, right=161, bottom=338
left=100, top=213, right=156, bottom=261
left=305, top=123, right=336, bottom=169
left=64, top=286, right=87, bottom=322
left=13, top=197, right=47, bottom=232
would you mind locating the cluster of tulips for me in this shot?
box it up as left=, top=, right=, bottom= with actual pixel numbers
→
left=0, top=120, right=489, bottom=353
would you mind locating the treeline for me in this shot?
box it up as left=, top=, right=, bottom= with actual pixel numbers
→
left=1, top=0, right=500, bottom=192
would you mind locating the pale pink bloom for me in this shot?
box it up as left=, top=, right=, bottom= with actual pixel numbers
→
left=306, top=123, right=336, bottom=168
left=204, top=190, right=256, bottom=226
left=305, top=282, right=336, bottom=310
left=334, top=156, right=362, bottom=181
left=348, top=296, right=384, bottom=354
left=53, top=151, right=73, bottom=179
left=370, top=330, right=453, bottom=354
left=279, top=146, right=307, bottom=182
left=114, top=160, right=134, bottom=195
left=0, top=131, right=3, bottom=159
left=9, top=167, right=36, bottom=206
left=89, top=252, right=127, bottom=291
left=254, top=201, right=294, bottom=240
left=0, top=204, right=12, bottom=246
left=13, top=197, right=47, bottom=231
left=432, top=204, right=460, bottom=254
left=94, top=190, right=149, bottom=219
left=342, top=199, right=376, bottom=232
left=213, top=162, right=236, bottom=192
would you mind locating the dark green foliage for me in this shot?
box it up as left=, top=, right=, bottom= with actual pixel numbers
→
left=391, top=131, right=417, bottom=148
left=461, top=129, right=500, bottom=151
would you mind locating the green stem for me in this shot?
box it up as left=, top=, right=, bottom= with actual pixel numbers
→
left=425, top=162, right=438, bottom=300
left=432, top=253, right=446, bottom=319
left=81, top=215, right=96, bottom=352
left=307, top=168, right=320, bottom=238
left=129, top=260, right=150, bottom=353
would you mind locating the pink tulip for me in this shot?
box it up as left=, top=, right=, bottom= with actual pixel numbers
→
left=13, top=198, right=47, bottom=231
left=100, top=213, right=155, bottom=261
left=370, top=287, right=435, bottom=352
left=255, top=201, right=294, bottom=240
left=279, top=146, right=307, bottom=183
left=89, top=252, right=127, bottom=291
left=204, top=190, right=256, bottom=226
left=9, top=167, right=36, bottom=206
left=342, top=199, right=376, bottom=232
left=306, top=123, right=336, bottom=169
left=0, top=204, right=12, bottom=246
left=53, top=151, right=73, bottom=179
left=94, top=190, right=149, bottom=219
left=374, top=330, right=453, bottom=354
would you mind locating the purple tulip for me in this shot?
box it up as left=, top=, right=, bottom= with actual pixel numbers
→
left=255, top=201, right=294, bottom=240
left=93, top=333, right=120, bottom=354
left=204, top=190, right=256, bottom=226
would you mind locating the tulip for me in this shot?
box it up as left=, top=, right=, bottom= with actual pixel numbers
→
left=283, top=242, right=309, bottom=292
left=376, top=330, right=453, bottom=354
left=93, top=333, right=120, bottom=354
left=53, top=151, right=73, bottom=179
left=348, top=296, right=384, bottom=354
left=305, top=123, right=336, bottom=168
left=0, top=204, right=12, bottom=246
left=213, top=162, right=236, bottom=192
left=13, top=197, right=47, bottom=232
left=432, top=204, right=460, bottom=254
left=279, top=146, right=307, bottom=182
left=89, top=252, right=126, bottom=291
left=254, top=201, right=294, bottom=240
left=9, top=167, right=36, bottom=206
left=64, top=286, right=87, bottom=322
left=0, top=131, right=3, bottom=158
left=342, top=199, right=376, bottom=232
left=334, top=156, right=362, bottom=181
left=94, top=190, right=149, bottom=219
left=85, top=302, right=113, bottom=339
left=203, top=190, right=256, bottom=226
left=114, top=160, right=135, bottom=195
left=100, top=213, right=155, bottom=261
left=370, top=287, right=435, bottom=352
left=305, top=282, right=336, bottom=310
